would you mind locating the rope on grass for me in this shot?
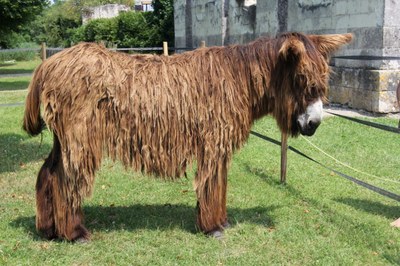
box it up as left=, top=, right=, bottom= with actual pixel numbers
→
left=250, top=130, right=400, bottom=202
left=300, top=135, right=400, bottom=185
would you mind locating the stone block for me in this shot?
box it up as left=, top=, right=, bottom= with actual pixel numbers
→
left=330, top=66, right=400, bottom=112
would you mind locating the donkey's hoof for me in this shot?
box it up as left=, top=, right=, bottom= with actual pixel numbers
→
left=37, top=227, right=57, bottom=240
left=207, top=229, right=224, bottom=240
left=222, top=221, right=231, bottom=229
left=74, top=236, right=90, bottom=244
left=69, top=225, right=91, bottom=243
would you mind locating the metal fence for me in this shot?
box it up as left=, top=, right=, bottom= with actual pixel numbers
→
left=0, top=44, right=195, bottom=61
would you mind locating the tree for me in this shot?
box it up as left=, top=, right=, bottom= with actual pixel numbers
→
left=116, top=11, right=155, bottom=47
left=151, top=0, right=174, bottom=46
left=29, top=2, right=79, bottom=47
left=0, top=0, right=49, bottom=47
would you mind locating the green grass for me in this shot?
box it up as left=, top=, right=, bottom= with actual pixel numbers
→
left=0, top=90, right=27, bottom=105
left=0, top=59, right=41, bottom=75
left=0, top=59, right=40, bottom=92
left=0, top=76, right=31, bottom=92
left=0, top=66, right=399, bottom=264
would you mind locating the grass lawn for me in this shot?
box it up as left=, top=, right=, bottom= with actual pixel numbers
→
left=0, top=63, right=399, bottom=264
left=0, top=90, right=27, bottom=105
left=0, top=76, right=32, bottom=92
left=0, top=59, right=41, bottom=75
left=0, top=59, right=40, bottom=92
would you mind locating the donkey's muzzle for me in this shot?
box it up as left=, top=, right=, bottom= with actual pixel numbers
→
left=298, top=119, right=321, bottom=136
left=297, top=98, right=323, bottom=136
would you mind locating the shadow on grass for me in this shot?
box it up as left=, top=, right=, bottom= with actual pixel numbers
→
left=11, top=204, right=278, bottom=239
left=335, top=198, right=400, bottom=220
left=0, top=61, right=34, bottom=75
left=0, top=69, right=33, bottom=75
left=0, top=133, right=51, bottom=173
left=0, top=79, right=30, bottom=91
left=247, top=163, right=400, bottom=264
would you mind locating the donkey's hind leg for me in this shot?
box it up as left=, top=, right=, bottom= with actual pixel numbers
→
left=35, top=151, right=57, bottom=239
left=36, top=134, right=89, bottom=241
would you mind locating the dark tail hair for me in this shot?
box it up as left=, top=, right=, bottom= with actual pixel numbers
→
left=23, top=68, right=45, bottom=136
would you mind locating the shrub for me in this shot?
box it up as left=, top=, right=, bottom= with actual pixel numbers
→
left=83, top=18, right=118, bottom=45
left=116, top=11, right=155, bottom=48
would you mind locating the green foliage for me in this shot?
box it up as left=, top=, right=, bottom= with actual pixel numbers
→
left=30, top=1, right=81, bottom=47
left=27, top=0, right=174, bottom=48
left=116, top=11, right=154, bottom=47
left=151, top=0, right=174, bottom=47
left=0, top=0, right=48, bottom=48
left=84, top=18, right=118, bottom=44
left=70, top=11, right=166, bottom=48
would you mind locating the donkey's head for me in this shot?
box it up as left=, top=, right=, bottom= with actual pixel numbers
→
left=271, top=32, right=353, bottom=136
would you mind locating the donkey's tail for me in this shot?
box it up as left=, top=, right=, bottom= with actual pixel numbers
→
left=23, top=67, right=45, bottom=136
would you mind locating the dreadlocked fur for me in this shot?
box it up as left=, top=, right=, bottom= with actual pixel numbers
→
left=23, top=32, right=352, bottom=241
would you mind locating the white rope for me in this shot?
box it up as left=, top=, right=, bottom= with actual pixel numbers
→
left=300, top=135, right=400, bottom=185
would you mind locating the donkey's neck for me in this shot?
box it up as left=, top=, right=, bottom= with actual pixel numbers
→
left=229, top=38, right=277, bottom=120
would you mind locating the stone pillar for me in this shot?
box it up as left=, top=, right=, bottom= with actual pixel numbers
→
left=174, top=0, right=188, bottom=49
left=286, top=0, right=400, bottom=113
left=329, top=0, right=400, bottom=113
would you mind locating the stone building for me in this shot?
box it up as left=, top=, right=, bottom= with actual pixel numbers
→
left=82, top=4, right=130, bottom=24
left=174, top=0, right=400, bottom=113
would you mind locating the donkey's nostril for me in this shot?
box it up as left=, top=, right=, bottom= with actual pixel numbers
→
left=308, top=120, right=320, bottom=129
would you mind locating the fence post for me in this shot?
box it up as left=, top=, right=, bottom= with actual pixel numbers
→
left=41, top=42, right=47, bottom=61
left=280, top=132, right=288, bottom=184
left=163, top=41, right=168, bottom=56
left=200, top=40, right=206, bottom=48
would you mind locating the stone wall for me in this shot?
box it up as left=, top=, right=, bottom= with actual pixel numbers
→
left=82, top=4, right=130, bottom=24
left=174, top=0, right=400, bottom=113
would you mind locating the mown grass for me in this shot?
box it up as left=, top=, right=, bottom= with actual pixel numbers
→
left=0, top=70, right=399, bottom=265
left=0, top=59, right=39, bottom=92
left=0, top=76, right=32, bottom=92
left=0, top=90, right=27, bottom=105
left=0, top=59, right=41, bottom=75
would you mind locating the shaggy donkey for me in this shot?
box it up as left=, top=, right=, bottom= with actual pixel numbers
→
left=23, top=32, right=352, bottom=241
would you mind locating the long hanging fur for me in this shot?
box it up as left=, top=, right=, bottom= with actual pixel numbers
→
left=23, top=32, right=352, bottom=239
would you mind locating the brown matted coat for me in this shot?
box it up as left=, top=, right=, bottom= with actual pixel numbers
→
left=23, top=32, right=352, bottom=240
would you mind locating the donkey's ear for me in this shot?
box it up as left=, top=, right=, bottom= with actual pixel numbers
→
left=278, top=38, right=306, bottom=63
left=309, top=33, right=353, bottom=58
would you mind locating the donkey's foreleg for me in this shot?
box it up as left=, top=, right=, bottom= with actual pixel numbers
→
left=195, top=157, right=229, bottom=238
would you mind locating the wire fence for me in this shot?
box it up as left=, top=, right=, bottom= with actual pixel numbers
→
left=0, top=44, right=195, bottom=61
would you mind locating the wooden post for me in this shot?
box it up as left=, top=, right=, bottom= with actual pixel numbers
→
left=200, top=40, right=206, bottom=48
left=41, top=42, right=47, bottom=61
left=163, top=41, right=168, bottom=56
left=280, top=132, right=288, bottom=184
